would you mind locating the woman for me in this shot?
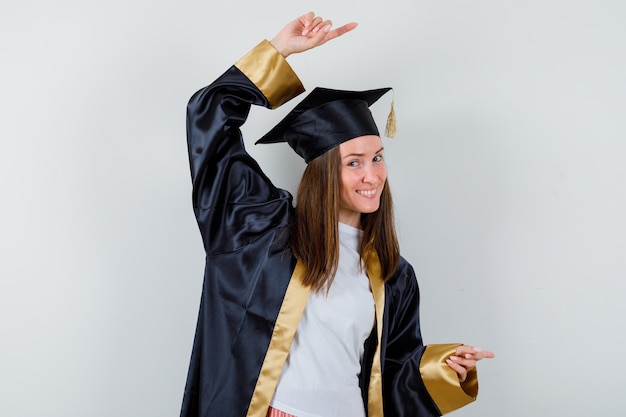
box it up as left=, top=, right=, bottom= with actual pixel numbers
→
left=181, top=12, right=494, bottom=417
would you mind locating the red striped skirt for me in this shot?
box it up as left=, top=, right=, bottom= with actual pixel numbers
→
left=267, top=406, right=296, bottom=417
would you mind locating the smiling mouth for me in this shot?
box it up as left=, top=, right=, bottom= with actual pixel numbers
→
left=357, top=190, right=377, bottom=196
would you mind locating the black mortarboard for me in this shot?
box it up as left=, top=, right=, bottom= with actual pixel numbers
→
left=256, top=87, right=394, bottom=163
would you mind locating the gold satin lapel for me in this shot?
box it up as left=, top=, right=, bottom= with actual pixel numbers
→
left=365, top=250, right=385, bottom=417
left=246, top=261, right=311, bottom=417
left=420, top=343, right=478, bottom=414
left=235, top=40, right=305, bottom=109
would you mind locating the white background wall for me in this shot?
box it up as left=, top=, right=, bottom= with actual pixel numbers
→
left=1, top=1, right=625, bottom=416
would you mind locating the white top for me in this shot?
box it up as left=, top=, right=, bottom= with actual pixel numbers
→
left=270, top=222, right=376, bottom=417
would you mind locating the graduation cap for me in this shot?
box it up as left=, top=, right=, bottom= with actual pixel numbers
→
left=256, top=87, right=395, bottom=163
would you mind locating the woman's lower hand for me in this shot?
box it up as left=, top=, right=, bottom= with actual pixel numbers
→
left=446, top=345, right=495, bottom=383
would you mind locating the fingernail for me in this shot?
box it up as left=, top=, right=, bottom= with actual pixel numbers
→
left=450, top=356, right=459, bottom=361
left=465, top=354, right=473, bottom=359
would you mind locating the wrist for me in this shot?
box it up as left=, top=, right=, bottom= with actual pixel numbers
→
left=269, top=37, right=290, bottom=58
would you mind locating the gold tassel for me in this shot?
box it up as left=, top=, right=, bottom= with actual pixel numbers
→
left=385, top=91, right=396, bottom=138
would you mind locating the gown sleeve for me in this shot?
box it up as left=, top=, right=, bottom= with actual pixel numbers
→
left=380, top=260, right=479, bottom=416
left=186, top=40, right=304, bottom=254
left=180, top=41, right=305, bottom=417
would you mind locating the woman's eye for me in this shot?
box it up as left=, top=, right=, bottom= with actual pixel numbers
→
left=373, top=155, right=383, bottom=162
left=348, top=161, right=359, bottom=167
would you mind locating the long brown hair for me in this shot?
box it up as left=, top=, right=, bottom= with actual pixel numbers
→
left=290, top=146, right=400, bottom=292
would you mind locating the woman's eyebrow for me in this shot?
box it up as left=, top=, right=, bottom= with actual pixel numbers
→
left=341, top=147, right=385, bottom=159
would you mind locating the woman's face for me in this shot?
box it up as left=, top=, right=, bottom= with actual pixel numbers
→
left=338, top=135, right=387, bottom=227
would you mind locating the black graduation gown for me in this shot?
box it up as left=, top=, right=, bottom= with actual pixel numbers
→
left=181, top=40, right=478, bottom=417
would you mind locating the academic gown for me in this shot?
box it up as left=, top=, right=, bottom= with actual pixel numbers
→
left=181, top=40, right=479, bottom=417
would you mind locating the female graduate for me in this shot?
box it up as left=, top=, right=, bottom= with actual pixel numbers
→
left=181, top=12, right=494, bottom=417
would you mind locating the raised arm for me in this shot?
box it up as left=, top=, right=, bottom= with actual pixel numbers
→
left=186, top=12, right=357, bottom=254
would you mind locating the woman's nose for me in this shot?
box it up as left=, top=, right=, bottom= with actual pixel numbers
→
left=362, top=165, right=377, bottom=183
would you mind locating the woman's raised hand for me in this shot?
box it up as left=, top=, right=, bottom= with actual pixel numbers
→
left=270, top=11, right=358, bottom=58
